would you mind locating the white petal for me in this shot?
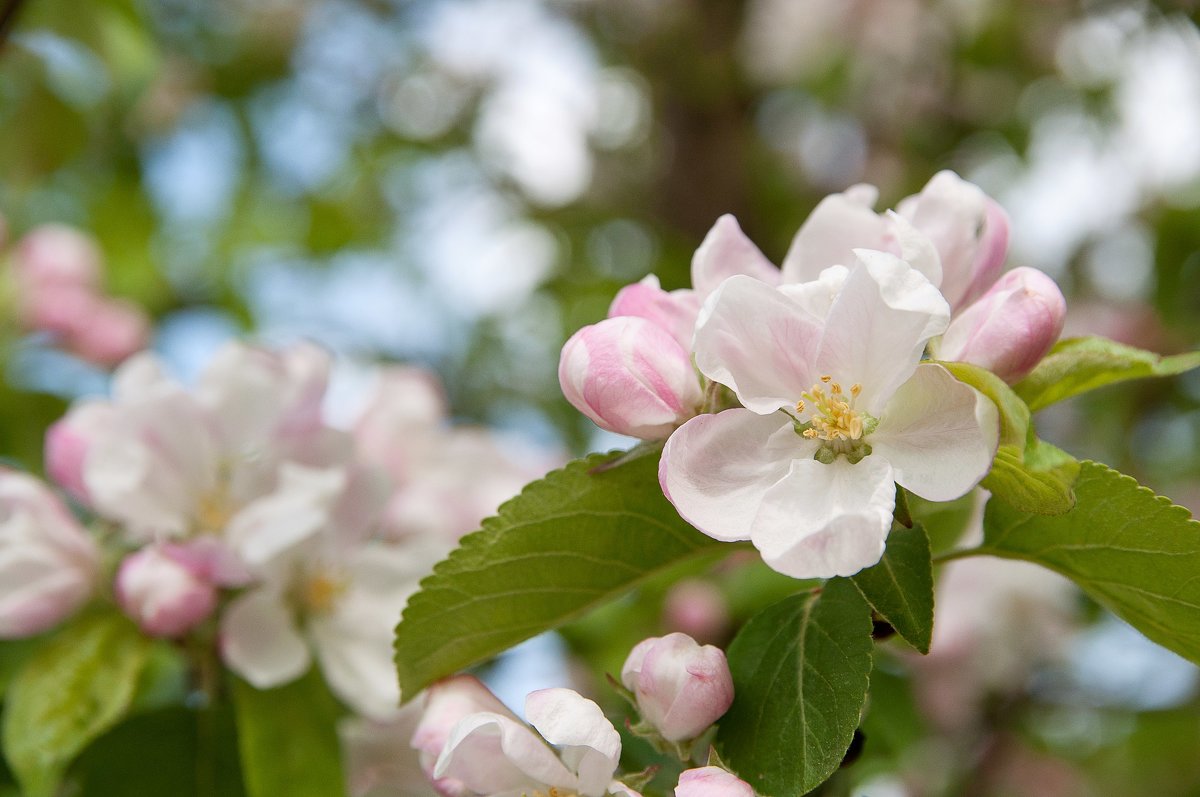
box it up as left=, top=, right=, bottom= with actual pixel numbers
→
left=780, top=189, right=888, bottom=283
left=435, top=711, right=575, bottom=794
left=870, top=363, right=1000, bottom=501
left=885, top=210, right=942, bottom=287
left=225, top=464, right=348, bottom=567
left=690, top=215, right=781, bottom=296
left=777, top=265, right=848, bottom=322
left=660, top=410, right=814, bottom=543
left=814, top=253, right=949, bottom=415
left=693, top=276, right=822, bottom=413
left=750, top=455, right=895, bottom=578
left=526, top=689, right=621, bottom=797
left=220, top=590, right=311, bottom=688
left=311, top=614, right=400, bottom=719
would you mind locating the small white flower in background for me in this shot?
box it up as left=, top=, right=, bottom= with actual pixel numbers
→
left=427, top=684, right=640, bottom=797
left=115, top=543, right=218, bottom=638
left=220, top=537, right=436, bottom=719
left=0, top=471, right=99, bottom=637
left=621, top=633, right=734, bottom=743
left=674, top=767, right=755, bottom=797
left=660, top=253, right=999, bottom=579
left=935, top=267, right=1067, bottom=384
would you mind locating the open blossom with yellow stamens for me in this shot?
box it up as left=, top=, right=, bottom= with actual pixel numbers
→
left=661, top=251, right=999, bottom=579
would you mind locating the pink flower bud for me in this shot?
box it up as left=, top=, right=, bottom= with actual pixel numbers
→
left=621, top=632, right=734, bottom=742
left=410, top=675, right=513, bottom=797
left=116, top=545, right=217, bottom=637
left=0, top=471, right=98, bottom=637
left=559, top=316, right=703, bottom=440
left=609, top=275, right=701, bottom=352
left=12, top=224, right=103, bottom=292
left=675, top=767, right=755, bottom=797
left=663, top=579, right=731, bottom=644
left=938, top=267, right=1067, bottom=384
left=65, top=297, right=151, bottom=367
left=45, top=401, right=115, bottom=504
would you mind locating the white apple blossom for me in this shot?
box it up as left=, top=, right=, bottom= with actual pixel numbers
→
left=432, top=686, right=639, bottom=797
left=660, top=253, right=999, bottom=578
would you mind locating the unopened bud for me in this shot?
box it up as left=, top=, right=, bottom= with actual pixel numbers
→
left=621, top=633, right=734, bottom=742
left=938, top=267, right=1066, bottom=384
left=675, top=767, right=755, bottom=797
left=559, top=316, right=703, bottom=440
left=116, top=545, right=217, bottom=638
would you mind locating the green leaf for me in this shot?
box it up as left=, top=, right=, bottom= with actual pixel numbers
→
left=716, top=580, right=874, bottom=796
left=939, top=361, right=1078, bottom=515
left=980, top=461, right=1200, bottom=666
left=851, top=524, right=934, bottom=653
left=231, top=670, right=345, bottom=797
left=394, top=449, right=724, bottom=698
left=1014, top=336, right=1200, bottom=412
left=1, top=613, right=151, bottom=797
left=71, top=707, right=245, bottom=797
left=908, top=492, right=975, bottom=553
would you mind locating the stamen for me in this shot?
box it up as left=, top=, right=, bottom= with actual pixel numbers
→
left=820, top=375, right=832, bottom=383
left=850, top=383, right=862, bottom=397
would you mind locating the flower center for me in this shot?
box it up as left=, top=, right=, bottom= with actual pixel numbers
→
left=195, top=484, right=235, bottom=534
left=529, top=789, right=578, bottom=797
left=794, top=376, right=876, bottom=464
left=301, top=571, right=347, bottom=615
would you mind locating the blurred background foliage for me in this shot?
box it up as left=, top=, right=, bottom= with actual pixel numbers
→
left=2, top=0, right=1200, bottom=795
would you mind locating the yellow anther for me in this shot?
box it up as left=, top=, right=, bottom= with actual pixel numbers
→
left=850, top=383, right=862, bottom=397
left=803, top=428, right=818, bottom=438
left=796, top=400, right=806, bottom=413
left=830, top=382, right=842, bottom=395
left=820, top=375, right=832, bottom=383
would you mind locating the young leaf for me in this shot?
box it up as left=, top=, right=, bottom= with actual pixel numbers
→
left=231, top=671, right=345, bottom=797
left=981, top=461, right=1200, bottom=665
left=851, top=524, right=934, bottom=653
left=939, top=361, right=1077, bottom=515
left=395, top=449, right=724, bottom=698
left=716, top=579, right=874, bottom=796
left=2, top=613, right=151, bottom=797
left=1014, top=336, right=1200, bottom=412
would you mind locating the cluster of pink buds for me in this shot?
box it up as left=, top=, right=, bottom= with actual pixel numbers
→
left=6, top=223, right=150, bottom=366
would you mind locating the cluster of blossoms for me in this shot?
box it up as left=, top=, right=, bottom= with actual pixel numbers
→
left=1, top=221, right=150, bottom=366
left=560, top=171, right=1066, bottom=579
left=410, top=632, right=753, bottom=797
left=0, top=341, right=543, bottom=721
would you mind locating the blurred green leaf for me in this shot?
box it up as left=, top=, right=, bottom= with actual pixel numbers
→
left=394, top=447, right=725, bottom=699
left=852, top=523, right=934, bottom=654
left=1014, top=337, right=1200, bottom=412
left=981, top=461, right=1200, bottom=666
left=1, top=613, right=151, bottom=797
left=231, top=671, right=344, bottom=797
left=716, top=580, right=874, bottom=796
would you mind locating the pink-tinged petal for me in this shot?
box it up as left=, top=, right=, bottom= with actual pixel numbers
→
left=610, top=782, right=645, bottom=797
left=12, top=224, right=103, bottom=290
left=937, top=267, right=1066, bottom=384
left=220, top=589, right=311, bottom=688
left=412, top=675, right=517, bottom=791
left=559, top=316, right=702, bottom=440
left=897, top=171, right=1007, bottom=312
left=624, top=634, right=734, bottom=742
left=693, top=276, right=822, bottom=413
left=355, top=366, right=447, bottom=479
left=0, top=472, right=98, bottom=637
left=815, top=252, right=949, bottom=415
left=690, top=215, right=781, bottom=297
left=870, top=363, right=1000, bottom=502
left=675, top=767, right=755, bottom=797
left=750, top=455, right=896, bottom=579
left=64, top=298, right=151, bottom=367
left=779, top=187, right=889, bottom=283
left=526, top=688, right=621, bottom=796
left=44, top=401, right=115, bottom=504
left=434, top=711, right=575, bottom=794
left=115, top=545, right=217, bottom=638
left=608, top=275, right=702, bottom=351
left=660, top=410, right=813, bottom=543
